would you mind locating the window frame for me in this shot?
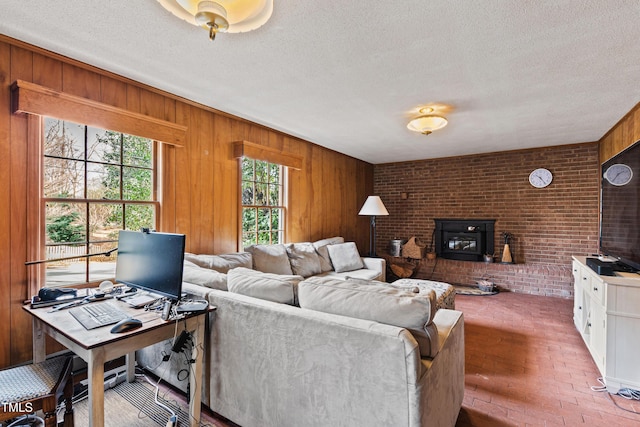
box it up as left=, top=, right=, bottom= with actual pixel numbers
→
left=232, top=140, right=302, bottom=251
left=41, top=117, right=159, bottom=286
left=240, top=157, right=287, bottom=248
left=16, top=80, right=185, bottom=295
left=41, top=116, right=160, bottom=286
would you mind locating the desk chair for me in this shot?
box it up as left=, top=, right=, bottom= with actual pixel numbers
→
left=0, top=355, right=74, bottom=427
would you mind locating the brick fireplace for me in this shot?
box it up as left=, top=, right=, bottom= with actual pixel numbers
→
left=372, top=143, right=601, bottom=297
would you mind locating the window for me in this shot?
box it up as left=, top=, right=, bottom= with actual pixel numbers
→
left=43, top=118, right=157, bottom=286
left=240, top=158, right=285, bottom=248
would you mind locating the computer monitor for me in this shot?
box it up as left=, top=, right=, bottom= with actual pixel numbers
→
left=115, top=230, right=186, bottom=301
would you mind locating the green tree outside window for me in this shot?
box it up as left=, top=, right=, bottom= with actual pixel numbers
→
left=43, top=118, right=156, bottom=286
left=241, top=158, right=285, bottom=248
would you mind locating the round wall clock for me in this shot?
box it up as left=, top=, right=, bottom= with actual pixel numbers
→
left=528, top=168, right=553, bottom=188
left=603, top=163, right=633, bottom=186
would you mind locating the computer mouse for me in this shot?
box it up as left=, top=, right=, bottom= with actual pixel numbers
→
left=110, top=318, right=143, bottom=333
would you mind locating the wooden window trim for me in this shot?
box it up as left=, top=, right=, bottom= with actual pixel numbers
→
left=11, top=80, right=187, bottom=147
left=27, top=115, right=45, bottom=295
left=233, top=140, right=302, bottom=170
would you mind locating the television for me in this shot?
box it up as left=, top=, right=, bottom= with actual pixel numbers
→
left=115, top=230, right=186, bottom=301
left=600, top=139, right=640, bottom=271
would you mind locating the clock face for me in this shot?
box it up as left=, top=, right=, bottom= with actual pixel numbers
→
left=603, top=163, right=633, bottom=186
left=529, top=168, right=553, bottom=188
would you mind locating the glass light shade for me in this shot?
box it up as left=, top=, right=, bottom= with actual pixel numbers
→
left=407, top=115, right=448, bottom=135
left=158, top=0, right=273, bottom=33
left=358, top=196, right=389, bottom=216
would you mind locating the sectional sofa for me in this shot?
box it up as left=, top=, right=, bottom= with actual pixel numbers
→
left=180, top=237, right=386, bottom=292
left=136, top=238, right=464, bottom=426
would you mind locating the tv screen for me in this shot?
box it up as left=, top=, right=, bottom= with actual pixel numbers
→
left=600, top=139, right=640, bottom=271
left=115, top=230, right=186, bottom=301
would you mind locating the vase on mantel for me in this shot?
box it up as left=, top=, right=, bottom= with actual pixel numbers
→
left=501, top=232, right=514, bottom=264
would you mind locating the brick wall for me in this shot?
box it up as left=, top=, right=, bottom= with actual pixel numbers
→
left=373, top=143, right=600, bottom=298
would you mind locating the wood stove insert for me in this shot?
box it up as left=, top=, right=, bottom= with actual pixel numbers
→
left=434, top=219, right=495, bottom=262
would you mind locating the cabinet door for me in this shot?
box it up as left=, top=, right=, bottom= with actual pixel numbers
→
left=590, top=275, right=605, bottom=305
left=590, top=302, right=606, bottom=374
left=572, top=261, right=585, bottom=330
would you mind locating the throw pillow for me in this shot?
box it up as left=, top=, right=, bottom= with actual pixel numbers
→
left=313, top=237, right=345, bottom=272
left=227, top=267, right=303, bottom=305
left=245, top=244, right=293, bottom=275
left=286, top=242, right=322, bottom=277
left=326, top=242, right=364, bottom=273
left=183, top=252, right=252, bottom=273
left=298, top=277, right=440, bottom=358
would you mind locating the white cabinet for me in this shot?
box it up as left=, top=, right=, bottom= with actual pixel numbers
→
left=589, top=302, right=606, bottom=373
left=572, top=256, right=640, bottom=393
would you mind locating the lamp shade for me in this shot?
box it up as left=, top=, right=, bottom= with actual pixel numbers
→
left=407, top=115, right=448, bottom=135
left=358, top=196, right=389, bottom=216
left=158, top=0, right=273, bottom=33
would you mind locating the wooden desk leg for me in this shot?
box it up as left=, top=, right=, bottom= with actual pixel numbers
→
left=189, top=315, right=205, bottom=427
left=87, top=349, right=106, bottom=427
left=32, top=318, right=46, bottom=363
left=126, top=351, right=136, bottom=382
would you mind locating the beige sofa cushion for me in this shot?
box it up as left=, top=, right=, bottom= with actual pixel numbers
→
left=184, top=252, right=252, bottom=273
left=227, top=267, right=303, bottom=305
left=326, top=242, right=364, bottom=273
left=245, top=244, right=293, bottom=275
left=286, top=242, right=322, bottom=277
left=298, top=277, right=440, bottom=357
left=312, top=236, right=344, bottom=272
left=182, top=264, right=228, bottom=290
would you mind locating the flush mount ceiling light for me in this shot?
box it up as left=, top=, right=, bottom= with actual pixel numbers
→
left=158, top=0, right=273, bottom=41
left=407, top=107, right=448, bottom=135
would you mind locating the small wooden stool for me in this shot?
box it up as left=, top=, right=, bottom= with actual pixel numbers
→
left=0, top=355, right=74, bottom=427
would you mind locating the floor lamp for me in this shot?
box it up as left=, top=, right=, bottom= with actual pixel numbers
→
left=358, top=196, right=389, bottom=257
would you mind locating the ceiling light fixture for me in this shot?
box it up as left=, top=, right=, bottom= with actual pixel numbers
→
left=407, top=115, right=448, bottom=135
left=158, top=0, right=273, bottom=41
left=407, top=107, right=448, bottom=135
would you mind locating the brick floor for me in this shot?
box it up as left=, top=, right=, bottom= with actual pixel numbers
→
left=455, top=291, right=640, bottom=427
left=190, top=291, right=640, bottom=426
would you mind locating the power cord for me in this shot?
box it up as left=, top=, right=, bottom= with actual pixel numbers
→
left=617, top=388, right=640, bottom=400
left=143, top=319, right=211, bottom=426
left=136, top=319, right=182, bottom=425
left=591, top=377, right=640, bottom=415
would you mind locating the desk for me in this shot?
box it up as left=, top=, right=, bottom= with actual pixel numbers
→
left=23, top=299, right=211, bottom=427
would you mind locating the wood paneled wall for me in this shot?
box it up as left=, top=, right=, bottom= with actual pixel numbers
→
left=0, top=37, right=372, bottom=368
left=599, top=102, right=640, bottom=162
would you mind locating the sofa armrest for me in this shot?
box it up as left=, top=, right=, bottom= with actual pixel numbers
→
left=362, top=257, right=386, bottom=282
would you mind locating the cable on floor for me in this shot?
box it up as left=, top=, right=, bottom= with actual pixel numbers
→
left=591, top=377, right=640, bottom=415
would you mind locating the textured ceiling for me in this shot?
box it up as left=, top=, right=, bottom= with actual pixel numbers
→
left=1, top=1, right=639, bottom=164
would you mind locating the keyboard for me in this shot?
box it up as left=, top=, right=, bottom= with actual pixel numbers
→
left=69, top=302, right=130, bottom=330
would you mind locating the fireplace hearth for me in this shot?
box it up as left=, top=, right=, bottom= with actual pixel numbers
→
left=434, top=219, right=495, bottom=262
